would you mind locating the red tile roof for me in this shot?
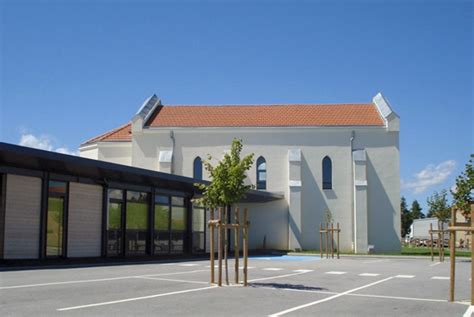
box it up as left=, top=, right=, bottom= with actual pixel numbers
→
left=83, top=103, right=384, bottom=144
left=82, top=123, right=132, bottom=145
left=146, top=104, right=384, bottom=127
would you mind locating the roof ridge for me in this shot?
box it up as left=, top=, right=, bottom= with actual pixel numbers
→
left=158, top=103, right=373, bottom=107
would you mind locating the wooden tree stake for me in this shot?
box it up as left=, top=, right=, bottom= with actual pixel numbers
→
left=218, top=207, right=223, bottom=287
left=243, top=208, right=249, bottom=286
left=331, top=222, right=334, bottom=259
left=320, top=223, right=323, bottom=258
left=210, top=208, right=215, bottom=284
left=429, top=223, right=434, bottom=262
left=234, top=207, right=240, bottom=284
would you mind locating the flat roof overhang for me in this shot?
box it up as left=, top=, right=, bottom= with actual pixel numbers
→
left=0, top=142, right=283, bottom=203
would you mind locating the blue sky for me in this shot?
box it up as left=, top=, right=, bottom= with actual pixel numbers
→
left=1, top=0, right=472, bottom=212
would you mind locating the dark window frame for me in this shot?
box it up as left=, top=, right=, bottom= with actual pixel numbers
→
left=256, top=156, right=267, bottom=190
left=322, top=156, right=333, bottom=190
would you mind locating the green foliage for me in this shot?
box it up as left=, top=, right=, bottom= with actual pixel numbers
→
left=451, top=155, right=474, bottom=218
left=194, top=138, right=254, bottom=208
left=410, top=200, right=424, bottom=219
left=400, top=196, right=412, bottom=237
left=427, top=189, right=451, bottom=222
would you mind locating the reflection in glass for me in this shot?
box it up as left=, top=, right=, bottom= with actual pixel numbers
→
left=46, top=197, right=64, bottom=256
left=154, top=231, right=169, bottom=254
left=171, top=232, right=184, bottom=253
left=171, top=206, right=186, bottom=230
left=126, top=200, right=148, bottom=255
left=154, top=204, right=169, bottom=231
left=107, top=202, right=122, bottom=256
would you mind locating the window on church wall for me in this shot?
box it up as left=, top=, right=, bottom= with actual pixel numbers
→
left=322, top=156, right=332, bottom=190
left=193, top=157, right=202, bottom=180
left=257, top=156, right=267, bottom=190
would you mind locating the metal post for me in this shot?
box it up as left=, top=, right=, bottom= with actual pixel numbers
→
left=337, top=222, right=340, bottom=259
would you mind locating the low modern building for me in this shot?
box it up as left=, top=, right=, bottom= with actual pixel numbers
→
left=0, top=143, right=280, bottom=260
left=80, top=92, right=400, bottom=254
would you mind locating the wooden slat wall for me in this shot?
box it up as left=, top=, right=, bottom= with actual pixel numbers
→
left=4, top=174, right=42, bottom=259
left=67, top=182, right=103, bottom=258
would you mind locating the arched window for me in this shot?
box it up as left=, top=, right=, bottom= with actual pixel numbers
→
left=322, top=156, right=332, bottom=190
left=193, top=157, right=202, bottom=180
left=257, top=156, right=267, bottom=190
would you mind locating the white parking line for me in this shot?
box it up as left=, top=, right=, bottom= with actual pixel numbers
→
left=249, top=271, right=312, bottom=282
left=177, top=263, right=200, bottom=267
left=0, top=269, right=208, bottom=290
left=57, top=285, right=218, bottom=311
left=430, top=262, right=441, bottom=267
left=269, top=285, right=450, bottom=304
left=293, top=270, right=313, bottom=273
left=431, top=276, right=450, bottom=280
left=395, top=275, right=415, bottom=279
left=263, top=268, right=284, bottom=271
left=463, top=305, right=474, bottom=317
left=359, top=273, right=380, bottom=277
left=325, top=271, right=347, bottom=275
left=269, top=276, right=395, bottom=316
left=134, top=276, right=209, bottom=285
left=362, top=259, right=388, bottom=264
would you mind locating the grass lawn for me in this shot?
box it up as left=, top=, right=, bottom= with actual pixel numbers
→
left=297, top=246, right=472, bottom=257
left=401, top=246, right=471, bottom=257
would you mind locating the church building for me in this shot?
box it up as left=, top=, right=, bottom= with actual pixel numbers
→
left=80, top=92, right=400, bottom=254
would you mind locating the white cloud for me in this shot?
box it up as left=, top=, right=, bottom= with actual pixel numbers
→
left=402, top=160, right=456, bottom=194
left=19, top=133, right=78, bottom=156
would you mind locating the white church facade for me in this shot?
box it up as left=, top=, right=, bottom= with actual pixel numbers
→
left=80, top=93, right=400, bottom=254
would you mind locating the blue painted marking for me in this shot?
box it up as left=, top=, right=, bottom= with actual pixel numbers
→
left=249, top=255, right=321, bottom=261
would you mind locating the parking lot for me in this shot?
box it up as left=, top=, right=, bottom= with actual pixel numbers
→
left=0, top=255, right=471, bottom=316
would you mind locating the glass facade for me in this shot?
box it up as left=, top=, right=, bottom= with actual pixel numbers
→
left=153, top=194, right=188, bottom=254
left=46, top=181, right=67, bottom=257
left=105, top=189, right=194, bottom=257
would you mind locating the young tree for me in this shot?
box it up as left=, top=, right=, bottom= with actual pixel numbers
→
left=427, top=190, right=451, bottom=222
left=194, top=138, right=254, bottom=285
left=451, top=155, right=474, bottom=218
left=400, top=196, right=412, bottom=238
left=410, top=200, right=424, bottom=220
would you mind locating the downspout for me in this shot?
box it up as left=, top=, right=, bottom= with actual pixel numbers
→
left=169, top=130, right=175, bottom=174
left=350, top=130, right=355, bottom=253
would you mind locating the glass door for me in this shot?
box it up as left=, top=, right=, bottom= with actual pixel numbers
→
left=46, top=181, right=67, bottom=257
left=192, top=205, right=206, bottom=253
